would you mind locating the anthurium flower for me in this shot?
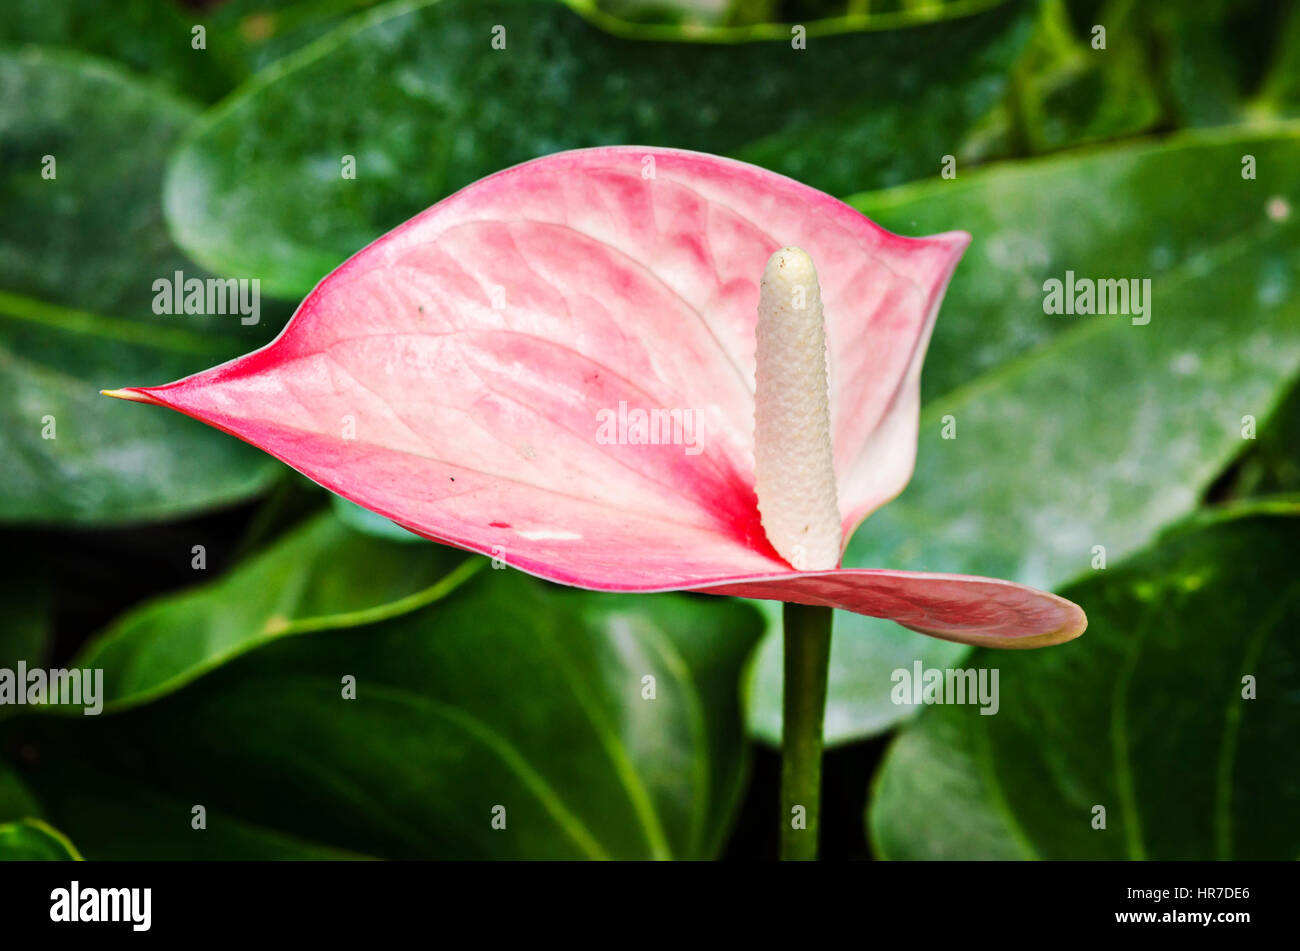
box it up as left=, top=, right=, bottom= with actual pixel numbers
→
left=108, top=147, right=1084, bottom=648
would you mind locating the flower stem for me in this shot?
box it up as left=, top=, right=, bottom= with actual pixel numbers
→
left=779, top=601, right=833, bottom=861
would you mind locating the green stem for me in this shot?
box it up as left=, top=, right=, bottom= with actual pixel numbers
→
left=779, top=601, right=834, bottom=861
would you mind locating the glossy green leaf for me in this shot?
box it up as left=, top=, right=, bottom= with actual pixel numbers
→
left=165, top=0, right=1032, bottom=297
left=11, top=568, right=764, bottom=859
left=74, top=511, right=474, bottom=711
left=869, top=505, right=1300, bottom=860
left=0, top=818, right=82, bottom=861
left=0, top=49, right=285, bottom=524
left=750, top=124, right=1300, bottom=744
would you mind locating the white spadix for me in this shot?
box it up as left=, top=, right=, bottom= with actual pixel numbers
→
left=753, top=247, right=842, bottom=571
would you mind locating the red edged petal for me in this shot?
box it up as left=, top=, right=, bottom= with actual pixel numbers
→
left=828, top=229, right=969, bottom=539
left=699, top=570, right=1086, bottom=648
left=110, top=146, right=965, bottom=589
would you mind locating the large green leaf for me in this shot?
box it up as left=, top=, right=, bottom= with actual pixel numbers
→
left=0, top=49, right=285, bottom=524
left=869, top=505, right=1300, bottom=860
left=750, top=123, right=1300, bottom=744
left=165, top=0, right=1032, bottom=298
left=9, top=566, right=764, bottom=859
left=73, top=511, right=474, bottom=712
left=0, top=819, right=82, bottom=860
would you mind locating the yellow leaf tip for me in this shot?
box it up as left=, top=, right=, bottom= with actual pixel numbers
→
left=101, top=388, right=149, bottom=403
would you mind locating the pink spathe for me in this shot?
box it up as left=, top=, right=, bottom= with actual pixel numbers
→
left=108, top=146, right=1085, bottom=648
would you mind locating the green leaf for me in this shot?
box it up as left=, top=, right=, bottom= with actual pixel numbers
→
left=868, top=504, right=1300, bottom=860
left=0, top=818, right=82, bottom=860
left=1005, top=0, right=1162, bottom=153
left=0, top=49, right=286, bottom=524
left=750, top=123, right=1300, bottom=745
left=73, top=511, right=474, bottom=712
left=11, top=568, right=764, bottom=859
left=165, top=0, right=1032, bottom=298
left=209, top=0, right=386, bottom=76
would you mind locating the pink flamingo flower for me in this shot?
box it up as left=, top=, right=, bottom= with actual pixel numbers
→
left=106, top=146, right=1085, bottom=649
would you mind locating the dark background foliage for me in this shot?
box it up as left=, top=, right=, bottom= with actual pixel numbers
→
left=1, top=0, right=1298, bottom=860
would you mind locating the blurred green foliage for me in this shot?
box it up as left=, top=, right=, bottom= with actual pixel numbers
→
left=0, top=818, right=81, bottom=860
left=0, top=50, right=284, bottom=524
left=871, top=503, right=1300, bottom=860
